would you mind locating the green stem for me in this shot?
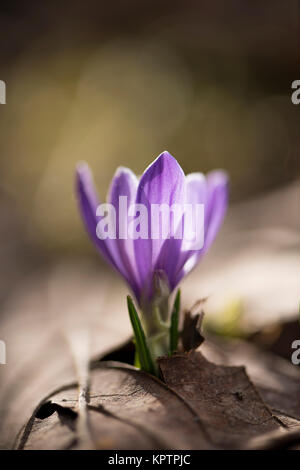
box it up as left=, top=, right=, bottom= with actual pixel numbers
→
left=169, top=289, right=180, bottom=355
left=127, top=296, right=156, bottom=376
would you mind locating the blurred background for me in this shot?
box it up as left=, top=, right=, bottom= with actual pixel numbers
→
left=0, top=0, right=299, bottom=254
left=0, top=0, right=299, bottom=329
left=0, top=0, right=300, bottom=448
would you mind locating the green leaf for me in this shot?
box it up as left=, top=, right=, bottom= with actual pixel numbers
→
left=127, top=296, right=156, bottom=375
left=169, top=289, right=180, bottom=355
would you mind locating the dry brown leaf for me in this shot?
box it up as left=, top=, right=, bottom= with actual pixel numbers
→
left=14, top=349, right=300, bottom=450
left=16, top=362, right=212, bottom=450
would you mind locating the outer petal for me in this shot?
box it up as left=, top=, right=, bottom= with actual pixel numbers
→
left=107, top=166, right=141, bottom=299
left=204, top=170, right=228, bottom=252
left=185, top=172, right=207, bottom=206
left=158, top=172, right=206, bottom=291
left=174, top=170, right=228, bottom=285
left=171, top=173, right=206, bottom=282
left=76, top=162, right=132, bottom=286
left=134, top=151, right=185, bottom=297
left=182, top=172, right=207, bottom=252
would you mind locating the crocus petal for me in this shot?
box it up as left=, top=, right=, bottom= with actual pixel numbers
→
left=185, top=172, right=207, bottom=206
left=107, top=166, right=141, bottom=298
left=182, top=172, right=207, bottom=252
left=174, top=170, right=228, bottom=285
left=156, top=173, right=206, bottom=291
left=204, top=170, right=228, bottom=252
left=76, top=155, right=228, bottom=308
left=76, top=162, right=132, bottom=285
left=170, top=172, right=206, bottom=284
left=134, top=151, right=186, bottom=298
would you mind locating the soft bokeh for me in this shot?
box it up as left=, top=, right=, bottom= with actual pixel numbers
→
left=1, top=2, right=300, bottom=449
left=0, top=1, right=299, bottom=256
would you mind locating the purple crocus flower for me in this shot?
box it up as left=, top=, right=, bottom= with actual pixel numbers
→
left=76, top=151, right=228, bottom=357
